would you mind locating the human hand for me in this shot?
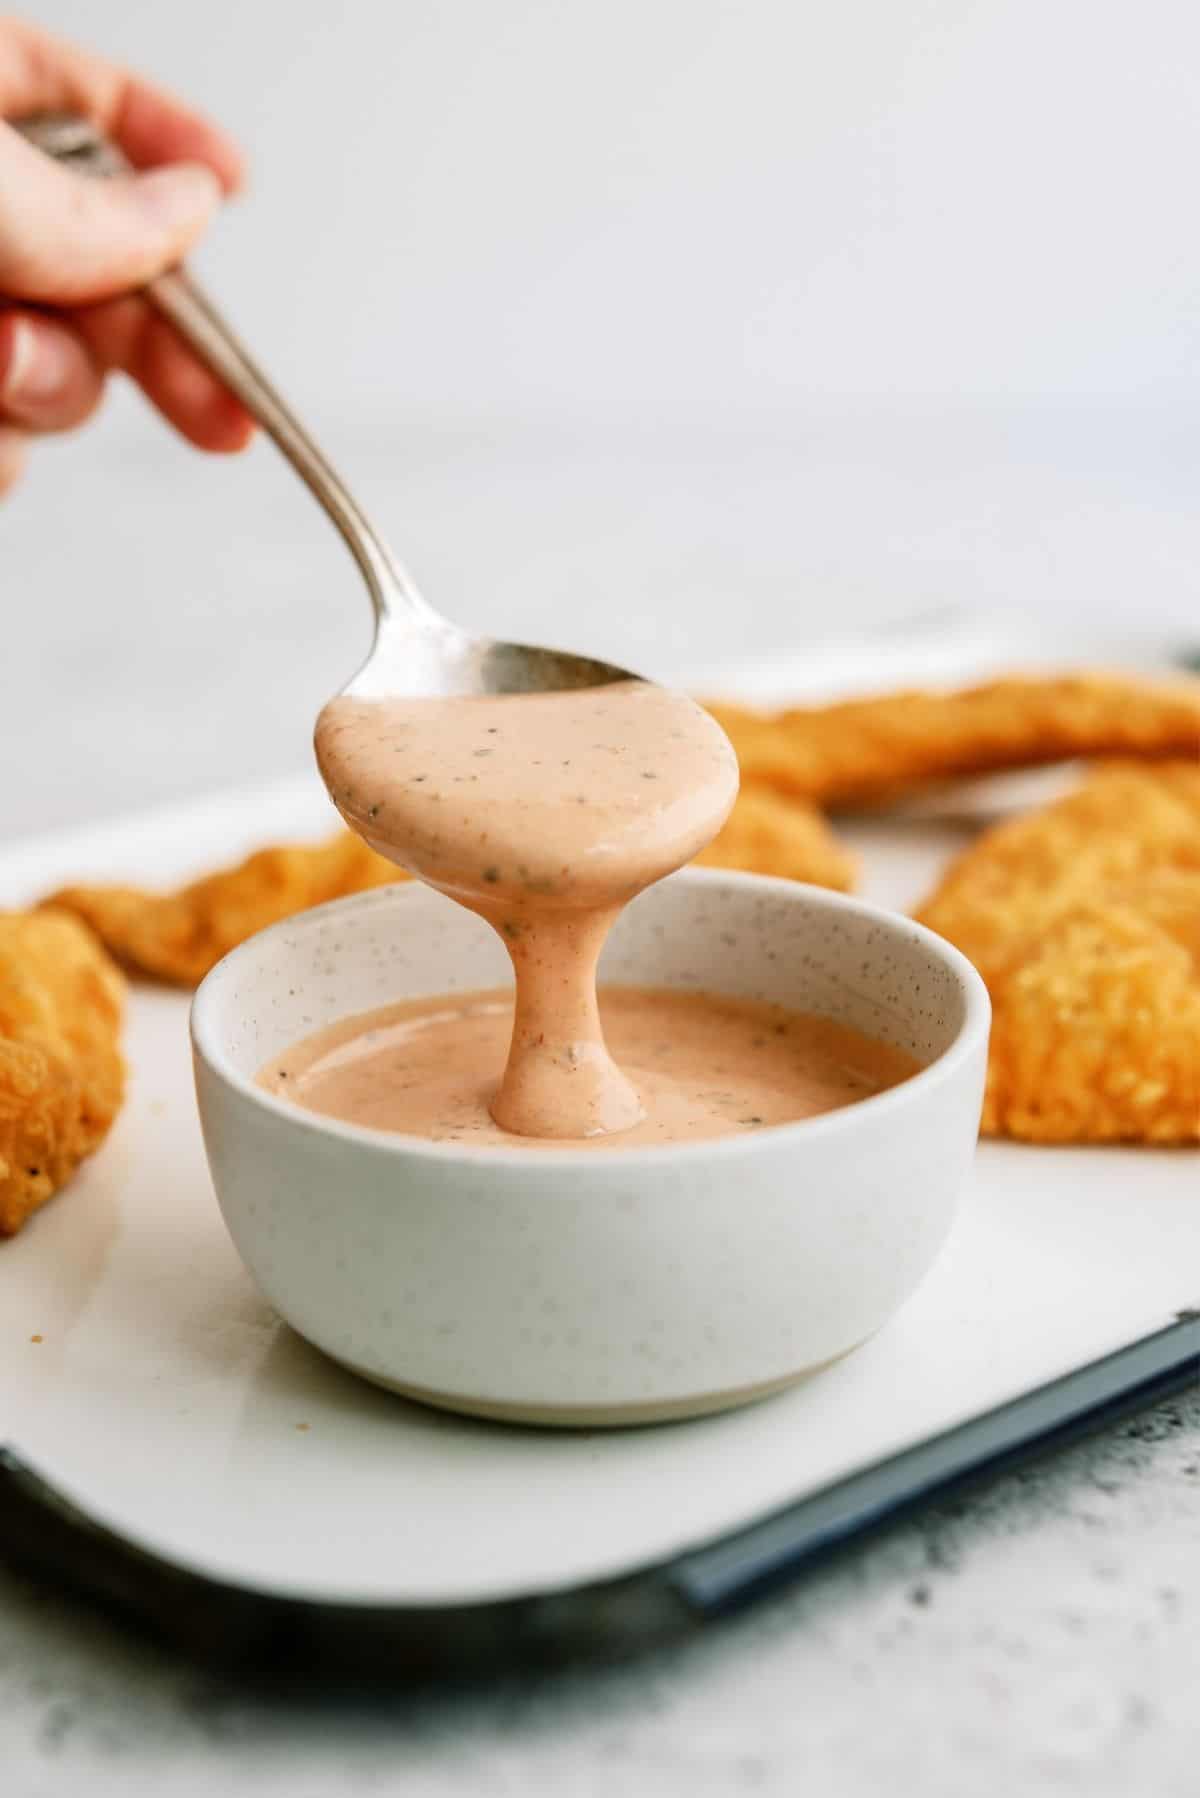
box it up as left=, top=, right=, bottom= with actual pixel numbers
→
left=0, top=17, right=254, bottom=495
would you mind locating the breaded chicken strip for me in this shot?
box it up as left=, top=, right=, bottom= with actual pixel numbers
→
left=917, top=763, right=1200, bottom=1143
left=694, top=785, right=857, bottom=891
left=46, top=788, right=854, bottom=993
left=44, top=833, right=405, bottom=988
left=0, top=910, right=126, bottom=1236
left=706, top=673, right=1200, bottom=808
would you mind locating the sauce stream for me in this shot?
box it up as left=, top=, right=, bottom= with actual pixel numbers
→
left=315, top=680, right=738, bottom=1138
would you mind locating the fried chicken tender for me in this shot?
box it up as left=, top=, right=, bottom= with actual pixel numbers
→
left=694, top=785, right=857, bottom=891
left=43, top=833, right=405, bottom=988
left=917, top=763, right=1200, bottom=1144
left=0, top=910, right=126, bottom=1236
left=706, top=672, right=1200, bottom=808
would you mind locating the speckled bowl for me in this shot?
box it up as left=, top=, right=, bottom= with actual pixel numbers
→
left=191, top=870, right=989, bottom=1426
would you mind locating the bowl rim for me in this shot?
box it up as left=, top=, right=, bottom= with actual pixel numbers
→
left=190, top=867, right=991, bottom=1171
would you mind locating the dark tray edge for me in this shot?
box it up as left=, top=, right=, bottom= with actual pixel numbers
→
left=2, top=1310, right=1196, bottom=1678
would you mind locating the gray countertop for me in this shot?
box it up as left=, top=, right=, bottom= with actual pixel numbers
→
left=3, top=1392, right=1196, bottom=1796
left=3, top=410, right=1198, bottom=1793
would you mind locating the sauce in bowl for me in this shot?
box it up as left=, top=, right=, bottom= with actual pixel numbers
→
left=259, top=985, right=921, bottom=1147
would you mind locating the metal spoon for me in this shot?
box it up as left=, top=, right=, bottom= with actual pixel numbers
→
left=15, top=113, right=635, bottom=698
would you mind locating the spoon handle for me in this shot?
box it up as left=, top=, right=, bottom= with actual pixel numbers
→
left=12, top=112, right=425, bottom=626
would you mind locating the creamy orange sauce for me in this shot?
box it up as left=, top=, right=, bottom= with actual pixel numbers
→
left=315, top=681, right=738, bottom=1137
left=259, top=987, right=921, bottom=1148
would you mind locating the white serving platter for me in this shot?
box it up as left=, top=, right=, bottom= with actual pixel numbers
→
left=1, top=644, right=1196, bottom=1656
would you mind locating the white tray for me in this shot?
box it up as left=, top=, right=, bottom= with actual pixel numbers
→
left=1, top=655, right=1197, bottom=1665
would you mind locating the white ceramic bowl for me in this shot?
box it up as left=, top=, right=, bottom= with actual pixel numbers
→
left=192, top=871, right=989, bottom=1426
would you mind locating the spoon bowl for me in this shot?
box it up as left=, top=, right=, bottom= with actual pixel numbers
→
left=342, top=614, right=637, bottom=703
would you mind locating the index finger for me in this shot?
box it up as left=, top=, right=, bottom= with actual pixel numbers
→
left=0, top=17, right=244, bottom=192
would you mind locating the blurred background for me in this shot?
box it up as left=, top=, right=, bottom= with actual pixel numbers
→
left=6, top=0, right=1200, bottom=833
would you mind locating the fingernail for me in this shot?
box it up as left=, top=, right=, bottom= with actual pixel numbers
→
left=132, top=163, right=222, bottom=231
left=1, top=318, right=73, bottom=407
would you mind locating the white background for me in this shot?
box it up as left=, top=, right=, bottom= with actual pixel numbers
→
left=22, top=0, right=1200, bottom=420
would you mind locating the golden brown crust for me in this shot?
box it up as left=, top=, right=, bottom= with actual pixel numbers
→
left=43, top=833, right=405, bottom=988
left=705, top=672, right=1200, bottom=808
left=0, top=909, right=126, bottom=1236
left=917, top=763, right=1200, bottom=1143
left=693, top=785, right=857, bottom=891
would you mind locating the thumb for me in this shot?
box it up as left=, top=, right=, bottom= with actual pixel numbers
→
left=0, top=125, right=221, bottom=305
